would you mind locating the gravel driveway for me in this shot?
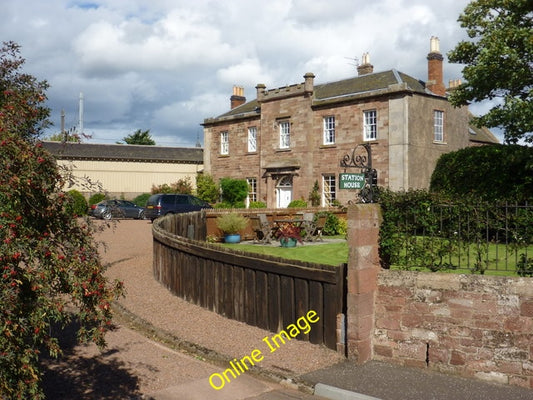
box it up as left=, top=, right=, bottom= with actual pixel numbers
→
left=42, top=218, right=343, bottom=399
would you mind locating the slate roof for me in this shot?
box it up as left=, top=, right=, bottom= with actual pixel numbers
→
left=313, top=70, right=427, bottom=101
left=207, top=70, right=499, bottom=145
left=468, top=124, right=500, bottom=144
left=41, top=141, right=203, bottom=164
left=211, top=69, right=428, bottom=120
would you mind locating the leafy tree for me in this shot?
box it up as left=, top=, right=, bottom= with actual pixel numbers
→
left=0, top=41, right=123, bottom=398
left=0, top=42, right=50, bottom=141
left=447, top=0, right=533, bottom=144
left=151, top=177, right=193, bottom=194
left=220, top=178, right=249, bottom=207
left=430, top=144, right=533, bottom=201
left=46, top=128, right=80, bottom=143
left=196, top=173, right=219, bottom=204
left=119, top=129, right=155, bottom=145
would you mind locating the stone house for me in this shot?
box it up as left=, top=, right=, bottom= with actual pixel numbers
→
left=42, top=141, right=203, bottom=199
left=202, top=37, right=498, bottom=208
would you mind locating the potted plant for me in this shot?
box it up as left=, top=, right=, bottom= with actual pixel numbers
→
left=216, top=212, right=249, bottom=243
left=275, top=224, right=303, bottom=247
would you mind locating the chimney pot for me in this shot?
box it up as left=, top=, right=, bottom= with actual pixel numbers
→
left=357, top=52, right=374, bottom=76
left=230, top=85, right=246, bottom=109
left=430, top=36, right=440, bottom=53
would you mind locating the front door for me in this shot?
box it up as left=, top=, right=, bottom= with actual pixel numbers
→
left=276, top=176, right=293, bottom=208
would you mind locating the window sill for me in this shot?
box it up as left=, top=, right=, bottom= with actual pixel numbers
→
left=246, top=151, right=258, bottom=155
left=275, top=148, right=291, bottom=152
left=433, top=141, right=447, bottom=145
left=320, top=144, right=336, bottom=149
left=218, top=154, right=230, bottom=158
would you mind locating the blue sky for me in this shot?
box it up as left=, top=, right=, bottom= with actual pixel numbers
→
left=3, top=0, right=495, bottom=146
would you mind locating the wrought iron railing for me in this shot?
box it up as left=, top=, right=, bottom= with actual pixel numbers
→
left=381, top=201, right=532, bottom=275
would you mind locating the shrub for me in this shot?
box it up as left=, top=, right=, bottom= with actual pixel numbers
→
left=66, top=189, right=88, bottom=216
left=88, top=192, right=106, bottom=206
left=430, top=144, right=533, bottom=202
left=151, top=177, right=193, bottom=194
left=133, top=193, right=151, bottom=207
left=316, top=212, right=344, bottom=236
left=323, top=213, right=339, bottom=236
left=196, top=173, right=219, bottom=204
left=288, top=199, right=307, bottom=208
left=516, top=254, right=533, bottom=277
left=308, top=180, right=320, bottom=206
left=337, top=217, right=348, bottom=237
left=249, top=201, right=266, bottom=208
left=220, top=178, right=248, bottom=207
left=0, top=41, right=124, bottom=398
left=216, top=213, right=249, bottom=234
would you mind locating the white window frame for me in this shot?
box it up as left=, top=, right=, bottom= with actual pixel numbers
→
left=323, top=116, right=335, bottom=145
left=247, top=126, right=257, bottom=152
left=322, top=174, right=336, bottom=207
left=363, top=110, right=377, bottom=141
left=220, top=131, right=229, bottom=155
left=434, top=110, right=444, bottom=142
left=279, top=121, right=290, bottom=149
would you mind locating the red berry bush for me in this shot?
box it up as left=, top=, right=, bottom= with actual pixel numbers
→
left=0, top=41, right=124, bottom=399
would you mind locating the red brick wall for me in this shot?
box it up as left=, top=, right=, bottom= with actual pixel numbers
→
left=374, top=271, right=533, bottom=388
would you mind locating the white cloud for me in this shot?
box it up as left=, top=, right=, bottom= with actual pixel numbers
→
left=73, top=10, right=238, bottom=77
left=2, top=0, right=479, bottom=146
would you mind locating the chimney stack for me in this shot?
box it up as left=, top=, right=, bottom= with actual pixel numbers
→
left=426, top=36, right=446, bottom=96
left=357, top=52, right=374, bottom=76
left=448, top=78, right=462, bottom=90
left=230, top=86, right=246, bottom=109
left=304, top=72, right=315, bottom=95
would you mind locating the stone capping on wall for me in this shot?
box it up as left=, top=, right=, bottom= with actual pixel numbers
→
left=374, top=270, right=533, bottom=389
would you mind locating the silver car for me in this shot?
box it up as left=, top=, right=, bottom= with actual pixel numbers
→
left=91, top=200, right=145, bottom=220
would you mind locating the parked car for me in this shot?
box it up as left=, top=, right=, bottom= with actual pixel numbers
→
left=91, top=200, right=145, bottom=220
left=144, top=194, right=212, bottom=222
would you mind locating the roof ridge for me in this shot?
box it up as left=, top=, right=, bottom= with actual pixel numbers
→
left=391, top=69, right=403, bottom=84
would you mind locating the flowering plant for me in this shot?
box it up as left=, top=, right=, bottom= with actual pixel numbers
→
left=275, top=223, right=303, bottom=243
left=0, top=41, right=124, bottom=398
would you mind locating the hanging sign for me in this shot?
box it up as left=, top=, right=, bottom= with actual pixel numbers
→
left=339, top=173, right=365, bottom=189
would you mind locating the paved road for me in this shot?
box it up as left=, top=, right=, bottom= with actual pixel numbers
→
left=42, top=315, right=322, bottom=400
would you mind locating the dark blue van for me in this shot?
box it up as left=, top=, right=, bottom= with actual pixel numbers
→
left=144, top=194, right=211, bottom=222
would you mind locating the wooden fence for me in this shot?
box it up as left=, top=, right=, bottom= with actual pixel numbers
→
left=152, top=211, right=346, bottom=351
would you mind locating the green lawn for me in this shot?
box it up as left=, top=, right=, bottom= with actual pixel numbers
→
left=219, top=237, right=527, bottom=276
left=220, top=240, right=348, bottom=266
left=388, top=235, right=528, bottom=276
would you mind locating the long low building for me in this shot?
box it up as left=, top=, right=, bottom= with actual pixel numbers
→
left=42, top=141, right=204, bottom=199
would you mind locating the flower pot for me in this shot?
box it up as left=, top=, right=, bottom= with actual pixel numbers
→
left=224, top=233, right=241, bottom=243
left=280, top=238, right=297, bottom=247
